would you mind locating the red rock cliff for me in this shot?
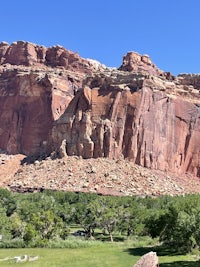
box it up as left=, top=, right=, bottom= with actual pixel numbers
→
left=51, top=71, right=200, bottom=177
left=0, top=41, right=199, bottom=178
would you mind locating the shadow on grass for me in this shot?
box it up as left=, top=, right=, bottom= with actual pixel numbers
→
left=94, top=233, right=126, bottom=242
left=125, top=244, right=183, bottom=257
left=159, top=261, right=200, bottom=267
left=125, top=245, right=200, bottom=267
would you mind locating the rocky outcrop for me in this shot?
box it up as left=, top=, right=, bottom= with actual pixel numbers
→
left=0, top=41, right=105, bottom=73
left=119, top=51, right=162, bottom=76
left=119, top=51, right=175, bottom=81
left=0, top=41, right=199, bottom=179
left=133, top=252, right=159, bottom=267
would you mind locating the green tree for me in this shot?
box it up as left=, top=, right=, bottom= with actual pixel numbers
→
left=72, top=202, right=96, bottom=238
left=0, top=207, right=11, bottom=240
left=10, top=212, right=26, bottom=239
left=0, top=188, right=16, bottom=216
left=30, top=210, right=64, bottom=241
left=190, top=209, right=200, bottom=250
left=90, top=197, right=120, bottom=242
left=145, top=209, right=168, bottom=238
left=161, top=209, right=196, bottom=252
left=23, top=224, right=37, bottom=244
left=118, top=201, right=146, bottom=237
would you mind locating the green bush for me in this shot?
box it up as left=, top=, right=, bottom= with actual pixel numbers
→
left=0, top=238, right=26, bottom=248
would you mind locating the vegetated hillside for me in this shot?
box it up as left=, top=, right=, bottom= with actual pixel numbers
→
left=0, top=41, right=199, bottom=196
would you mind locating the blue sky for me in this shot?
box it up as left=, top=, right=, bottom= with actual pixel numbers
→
left=0, top=0, right=200, bottom=75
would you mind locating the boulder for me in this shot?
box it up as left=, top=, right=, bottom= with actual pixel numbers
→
left=133, top=252, right=159, bottom=267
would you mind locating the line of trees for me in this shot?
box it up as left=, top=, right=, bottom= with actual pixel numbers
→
left=1, top=188, right=200, bottom=252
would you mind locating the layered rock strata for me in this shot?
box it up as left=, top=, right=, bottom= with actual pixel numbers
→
left=0, top=41, right=199, bottom=178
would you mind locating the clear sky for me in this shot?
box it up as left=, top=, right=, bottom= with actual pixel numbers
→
left=0, top=0, right=200, bottom=75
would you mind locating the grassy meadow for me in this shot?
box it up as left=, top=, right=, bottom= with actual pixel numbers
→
left=0, top=240, right=199, bottom=267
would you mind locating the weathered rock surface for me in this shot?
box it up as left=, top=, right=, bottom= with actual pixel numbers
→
left=0, top=65, right=80, bottom=155
left=0, top=41, right=199, bottom=181
left=51, top=71, right=200, bottom=177
left=119, top=51, right=161, bottom=76
left=133, top=252, right=159, bottom=267
left=0, top=41, right=105, bottom=72
left=0, top=151, right=25, bottom=187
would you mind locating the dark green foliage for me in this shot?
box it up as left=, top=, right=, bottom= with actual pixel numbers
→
left=0, top=188, right=17, bottom=216
left=145, top=195, right=200, bottom=253
left=1, top=188, right=200, bottom=251
left=145, top=210, right=167, bottom=238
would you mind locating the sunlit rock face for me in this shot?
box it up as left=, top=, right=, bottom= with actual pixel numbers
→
left=0, top=41, right=199, bottom=178
left=51, top=70, right=200, bottom=177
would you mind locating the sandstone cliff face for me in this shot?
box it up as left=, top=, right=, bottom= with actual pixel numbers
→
left=0, top=63, right=92, bottom=155
left=0, top=41, right=199, bottom=178
left=0, top=41, right=106, bottom=156
left=51, top=71, right=200, bottom=177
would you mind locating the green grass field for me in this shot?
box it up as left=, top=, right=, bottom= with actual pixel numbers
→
left=0, top=241, right=199, bottom=267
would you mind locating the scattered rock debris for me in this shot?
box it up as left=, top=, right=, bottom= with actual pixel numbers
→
left=1, top=154, right=200, bottom=197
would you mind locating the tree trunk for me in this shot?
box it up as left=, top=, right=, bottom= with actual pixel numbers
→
left=109, top=232, right=113, bottom=242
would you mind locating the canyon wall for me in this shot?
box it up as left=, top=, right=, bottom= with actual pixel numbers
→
left=51, top=72, right=200, bottom=177
left=0, top=41, right=199, bottom=177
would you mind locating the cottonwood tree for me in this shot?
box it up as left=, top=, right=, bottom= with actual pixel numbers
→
left=90, top=197, right=121, bottom=242
left=118, top=201, right=146, bottom=237
left=29, top=210, right=64, bottom=241
left=70, top=203, right=96, bottom=238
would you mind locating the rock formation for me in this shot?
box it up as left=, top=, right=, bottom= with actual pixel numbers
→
left=0, top=41, right=105, bottom=72
left=0, top=41, right=199, bottom=179
left=119, top=51, right=161, bottom=76
left=0, top=65, right=77, bottom=155
left=51, top=69, right=200, bottom=177
left=133, top=252, right=159, bottom=267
